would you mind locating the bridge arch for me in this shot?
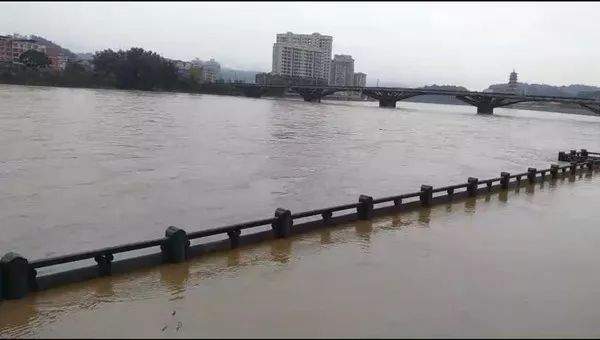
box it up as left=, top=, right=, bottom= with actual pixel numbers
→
left=235, top=84, right=600, bottom=115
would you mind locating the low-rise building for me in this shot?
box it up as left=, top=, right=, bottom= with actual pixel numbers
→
left=174, top=60, right=192, bottom=77
left=0, top=35, right=48, bottom=63
left=10, top=38, right=46, bottom=61
left=45, top=46, right=67, bottom=71
left=0, top=35, right=11, bottom=62
left=203, top=58, right=220, bottom=83
left=186, top=58, right=221, bottom=83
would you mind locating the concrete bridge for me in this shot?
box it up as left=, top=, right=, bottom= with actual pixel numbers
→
left=236, top=84, right=600, bottom=115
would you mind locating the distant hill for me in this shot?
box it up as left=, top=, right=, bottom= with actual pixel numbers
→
left=29, top=35, right=78, bottom=59
left=485, top=82, right=600, bottom=98
left=404, top=84, right=470, bottom=105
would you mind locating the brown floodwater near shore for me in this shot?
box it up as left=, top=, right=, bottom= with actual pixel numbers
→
left=2, top=172, right=600, bottom=337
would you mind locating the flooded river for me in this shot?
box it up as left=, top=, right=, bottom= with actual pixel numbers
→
left=2, top=84, right=600, bottom=337
left=2, top=172, right=600, bottom=337
left=2, top=84, right=600, bottom=260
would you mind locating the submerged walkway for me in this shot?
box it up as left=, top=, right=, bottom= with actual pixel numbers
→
left=0, top=150, right=598, bottom=301
left=2, top=161, right=600, bottom=337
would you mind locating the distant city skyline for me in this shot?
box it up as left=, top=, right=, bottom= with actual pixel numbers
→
left=1, top=2, right=600, bottom=90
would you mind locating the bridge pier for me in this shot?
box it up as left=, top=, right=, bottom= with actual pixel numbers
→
left=477, top=104, right=494, bottom=114
left=379, top=99, right=397, bottom=108
left=362, top=89, right=419, bottom=109
left=456, top=95, right=523, bottom=115
left=240, top=86, right=267, bottom=98
left=303, top=96, right=321, bottom=103
left=291, top=87, right=338, bottom=103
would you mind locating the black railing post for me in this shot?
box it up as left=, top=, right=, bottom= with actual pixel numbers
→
left=558, top=151, right=566, bottom=161
left=94, top=253, right=113, bottom=276
left=527, top=168, right=537, bottom=184
left=420, top=185, right=433, bottom=206
left=161, top=226, right=189, bottom=263
left=467, top=177, right=478, bottom=196
left=28, top=267, right=38, bottom=293
left=272, top=208, right=292, bottom=238
left=357, top=195, right=374, bottom=219
left=500, top=172, right=510, bottom=189
left=570, top=150, right=577, bottom=160
left=227, top=229, right=241, bottom=249
left=550, top=164, right=559, bottom=179
left=0, top=252, right=30, bottom=300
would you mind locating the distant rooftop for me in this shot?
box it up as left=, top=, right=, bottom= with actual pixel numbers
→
left=333, top=54, right=354, bottom=62
left=279, top=31, right=332, bottom=38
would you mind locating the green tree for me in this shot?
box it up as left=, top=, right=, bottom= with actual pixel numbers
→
left=92, top=47, right=178, bottom=90
left=189, top=66, right=203, bottom=83
left=18, top=50, right=51, bottom=69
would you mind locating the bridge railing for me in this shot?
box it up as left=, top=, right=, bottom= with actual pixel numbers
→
left=1, top=149, right=599, bottom=300
left=241, top=84, right=600, bottom=103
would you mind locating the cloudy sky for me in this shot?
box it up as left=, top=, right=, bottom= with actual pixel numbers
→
left=1, top=1, right=599, bottom=90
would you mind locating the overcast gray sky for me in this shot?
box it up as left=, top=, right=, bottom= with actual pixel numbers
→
left=1, top=1, right=599, bottom=90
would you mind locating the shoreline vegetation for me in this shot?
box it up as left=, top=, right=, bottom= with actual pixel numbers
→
left=0, top=47, right=596, bottom=117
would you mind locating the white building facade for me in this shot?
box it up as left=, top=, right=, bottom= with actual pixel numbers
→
left=271, top=32, right=333, bottom=83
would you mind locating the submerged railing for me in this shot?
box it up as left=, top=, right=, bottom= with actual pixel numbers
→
left=1, top=149, right=599, bottom=300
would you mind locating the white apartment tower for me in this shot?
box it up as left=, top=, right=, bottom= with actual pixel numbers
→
left=271, top=32, right=333, bottom=83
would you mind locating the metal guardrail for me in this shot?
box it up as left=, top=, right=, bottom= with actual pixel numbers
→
left=1, top=149, right=599, bottom=300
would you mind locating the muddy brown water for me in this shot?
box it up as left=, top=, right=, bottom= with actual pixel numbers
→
left=2, top=84, right=600, bottom=337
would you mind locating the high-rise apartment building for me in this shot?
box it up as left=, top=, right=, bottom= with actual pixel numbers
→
left=330, top=54, right=354, bottom=86
left=353, top=72, right=367, bottom=87
left=271, top=32, right=332, bottom=84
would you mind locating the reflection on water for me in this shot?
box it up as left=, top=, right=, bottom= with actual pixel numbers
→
left=226, top=249, right=241, bottom=267
left=2, top=172, right=600, bottom=337
left=417, top=206, right=432, bottom=225
left=159, top=262, right=189, bottom=300
left=269, top=238, right=293, bottom=264
left=319, top=229, right=332, bottom=245
left=465, top=197, right=477, bottom=213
